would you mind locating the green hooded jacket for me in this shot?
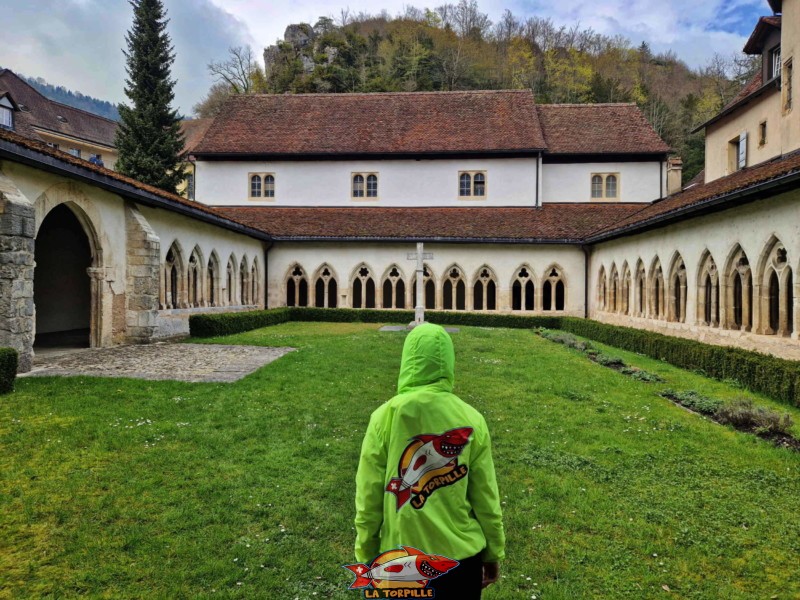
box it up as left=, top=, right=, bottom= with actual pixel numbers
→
left=354, top=323, right=505, bottom=563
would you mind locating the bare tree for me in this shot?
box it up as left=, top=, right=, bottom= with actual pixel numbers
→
left=193, top=82, right=234, bottom=118
left=208, top=46, right=259, bottom=94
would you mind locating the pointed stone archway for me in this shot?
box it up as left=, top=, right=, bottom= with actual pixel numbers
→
left=34, top=201, right=104, bottom=351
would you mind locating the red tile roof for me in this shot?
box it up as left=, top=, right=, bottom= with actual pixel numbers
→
left=691, top=70, right=778, bottom=133
left=536, top=103, right=671, bottom=155
left=194, top=90, right=547, bottom=156
left=743, top=16, right=781, bottom=54
left=179, top=118, right=213, bottom=156
left=0, top=127, right=266, bottom=239
left=0, top=70, right=117, bottom=148
left=214, top=204, right=643, bottom=242
left=590, top=148, right=800, bottom=241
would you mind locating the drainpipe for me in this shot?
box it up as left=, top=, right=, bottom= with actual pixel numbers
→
left=583, top=244, right=591, bottom=319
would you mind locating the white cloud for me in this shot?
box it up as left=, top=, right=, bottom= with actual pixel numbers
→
left=0, top=0, right=250, bottom=114
left=0, top=0, right=771, bottom=113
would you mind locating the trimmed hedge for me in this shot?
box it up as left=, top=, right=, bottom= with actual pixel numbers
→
left=558, top=318, right=800, bottom=408
left=189, top=308, right=291, bottom=338
left=0, top=347, right=18, bottom=394
left=188, top=307, right=800, bottom=407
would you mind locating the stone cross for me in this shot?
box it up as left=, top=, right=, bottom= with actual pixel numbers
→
left=407, top=242, right=433, bottom=326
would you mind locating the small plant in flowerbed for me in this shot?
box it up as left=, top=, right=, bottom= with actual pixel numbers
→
left=537, top=329, right=663, bottom=382
left=660, top=389, right=799, bottom=450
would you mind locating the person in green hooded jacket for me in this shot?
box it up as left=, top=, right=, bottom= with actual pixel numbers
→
left=354, top=323, right=505, bottom=598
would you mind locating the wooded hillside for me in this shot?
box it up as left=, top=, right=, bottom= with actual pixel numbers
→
left=197, top=2, right=759, bottom=183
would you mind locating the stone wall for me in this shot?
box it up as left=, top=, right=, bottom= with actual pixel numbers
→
left=0, top=169, right=35, bottom=371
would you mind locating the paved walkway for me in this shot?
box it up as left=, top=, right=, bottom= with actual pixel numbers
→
left=23, top=343, right=295, bottom=383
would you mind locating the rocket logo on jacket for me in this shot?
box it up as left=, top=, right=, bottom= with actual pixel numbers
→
left=386, top=427, right=473, bottom=510
left=343, top=545, right=459, bottom=593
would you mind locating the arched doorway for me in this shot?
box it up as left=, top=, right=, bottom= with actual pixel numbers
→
left=34, top=204, right=93, bottom=348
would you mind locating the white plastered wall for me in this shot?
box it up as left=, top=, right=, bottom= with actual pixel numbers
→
left=589, top=188, right=800, bottom=358
left=195, top=157, right=539, bottom=207
left=267, top=241, right=586, bottom=316
left=542, top=161, right=663, bottom=203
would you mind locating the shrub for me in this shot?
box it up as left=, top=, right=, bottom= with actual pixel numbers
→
left=558, top=318, right=800, bottom=408
left=594, top=353, right=626, bottom=368
left=660, top=389, right=723, bottom=415
left=716, top=399, right=795, bottom=435
left=621, top=367, right=664, bottom=383
left=0, top=347, right=17, bottom=394
left=189, top=308, right=291, bottom=337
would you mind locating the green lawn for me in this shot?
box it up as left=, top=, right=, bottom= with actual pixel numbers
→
left=2, top=322, right=800, bottom=599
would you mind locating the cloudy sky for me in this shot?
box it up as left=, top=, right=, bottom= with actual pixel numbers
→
left=0, top=0, right=772, bottom=116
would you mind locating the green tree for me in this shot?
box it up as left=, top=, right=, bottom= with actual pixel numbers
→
left=115, top=0, right=184, bottom=193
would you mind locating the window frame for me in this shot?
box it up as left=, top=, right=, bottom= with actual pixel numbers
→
left=351, top=172, right=379, bottom=200
left=458, top=170, right=487, bottom=199
left=0, top=106, right=13, bottom=129
left=784, top=57, right=793, bottom=113
left=769, top=45, right=781, bottom=80
left=248, top=172, right=276, bottom=201
left=589, top=172, right=621, bottom=201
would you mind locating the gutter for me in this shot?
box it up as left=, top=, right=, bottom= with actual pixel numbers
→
left=269, top=235, right=582, bottom=245
left=0, top=138, right=272, bottom=242
left=585, top=167, right=800, bottom=244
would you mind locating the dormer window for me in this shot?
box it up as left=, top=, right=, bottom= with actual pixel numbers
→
left=0, top=97, right=14, bottom=130
left=769, top=45, right=781, bottom=79
left=0, top=106, right=12, bottom=129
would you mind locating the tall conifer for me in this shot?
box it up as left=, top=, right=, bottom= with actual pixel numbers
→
left=116, top=0, right=184, bottom=193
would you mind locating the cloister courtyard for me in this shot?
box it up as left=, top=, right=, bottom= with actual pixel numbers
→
left=2, top=322, right=799, bottom=599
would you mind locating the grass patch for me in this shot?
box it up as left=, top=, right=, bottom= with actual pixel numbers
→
left=2, top=323, right=800, bottom=598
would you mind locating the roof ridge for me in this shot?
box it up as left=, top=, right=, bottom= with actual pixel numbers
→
left=47, top=98, right=119, bottom=124
left=236, top=89, right=534, bottom=99
left=0, top=69, right=50, bottom=101
left=538, top=102, right=637, bottom=107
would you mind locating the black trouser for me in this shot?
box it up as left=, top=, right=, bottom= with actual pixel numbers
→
left=427, top=554, right=483, bottom=600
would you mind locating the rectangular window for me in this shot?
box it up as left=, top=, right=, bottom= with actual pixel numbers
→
left=68, top=148, right=81, bottom=158
left=186, top=173, right=195, bottom=200
left=46, top=142, right=60, bottom=150
left=590, top=173, right=620, bottom=200
left=0, top=107, right=12, bottom=129
left=784, top=58, right=793, bottom=112
left=770, top=45, right=781, bottom=80
left=458, top=171, right=487, bottom=199
left=759, top=120, right=767, bottom=146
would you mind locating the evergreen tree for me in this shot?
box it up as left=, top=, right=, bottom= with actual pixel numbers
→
left=115, top=0, right=184, bottom=193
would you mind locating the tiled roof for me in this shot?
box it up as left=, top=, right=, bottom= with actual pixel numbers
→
left=0, top=127, right=266, bottom=239
left=194, top=90, right=547, bottom=156
left=179, top=118, right=213, bottom=156
left=722, top=71, right=764, bottom=113
left=0, top=69, right=117, bottom=148
left=590, top=148, right=800, bottom=241
left=536, top=103, right=671, bottom=155
left=743, top=16, right=781, bottom=54
left=214, top=204, right=643, bottom=242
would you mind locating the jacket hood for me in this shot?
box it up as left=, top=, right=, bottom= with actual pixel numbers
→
left=397, top=323, right=455, bottom=394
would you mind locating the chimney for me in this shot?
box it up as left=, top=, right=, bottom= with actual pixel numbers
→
left=667, top=157, right=683, bottom=195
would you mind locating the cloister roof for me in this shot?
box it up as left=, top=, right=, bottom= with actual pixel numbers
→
left=214, top=204, right=644, bottom=243
left=0, top=127, right=269, bottom=241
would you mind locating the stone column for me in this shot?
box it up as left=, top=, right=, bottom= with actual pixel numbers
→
left=0, top=171, right=35, bottom=372
left=124, top=204, right=160, bottom=343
